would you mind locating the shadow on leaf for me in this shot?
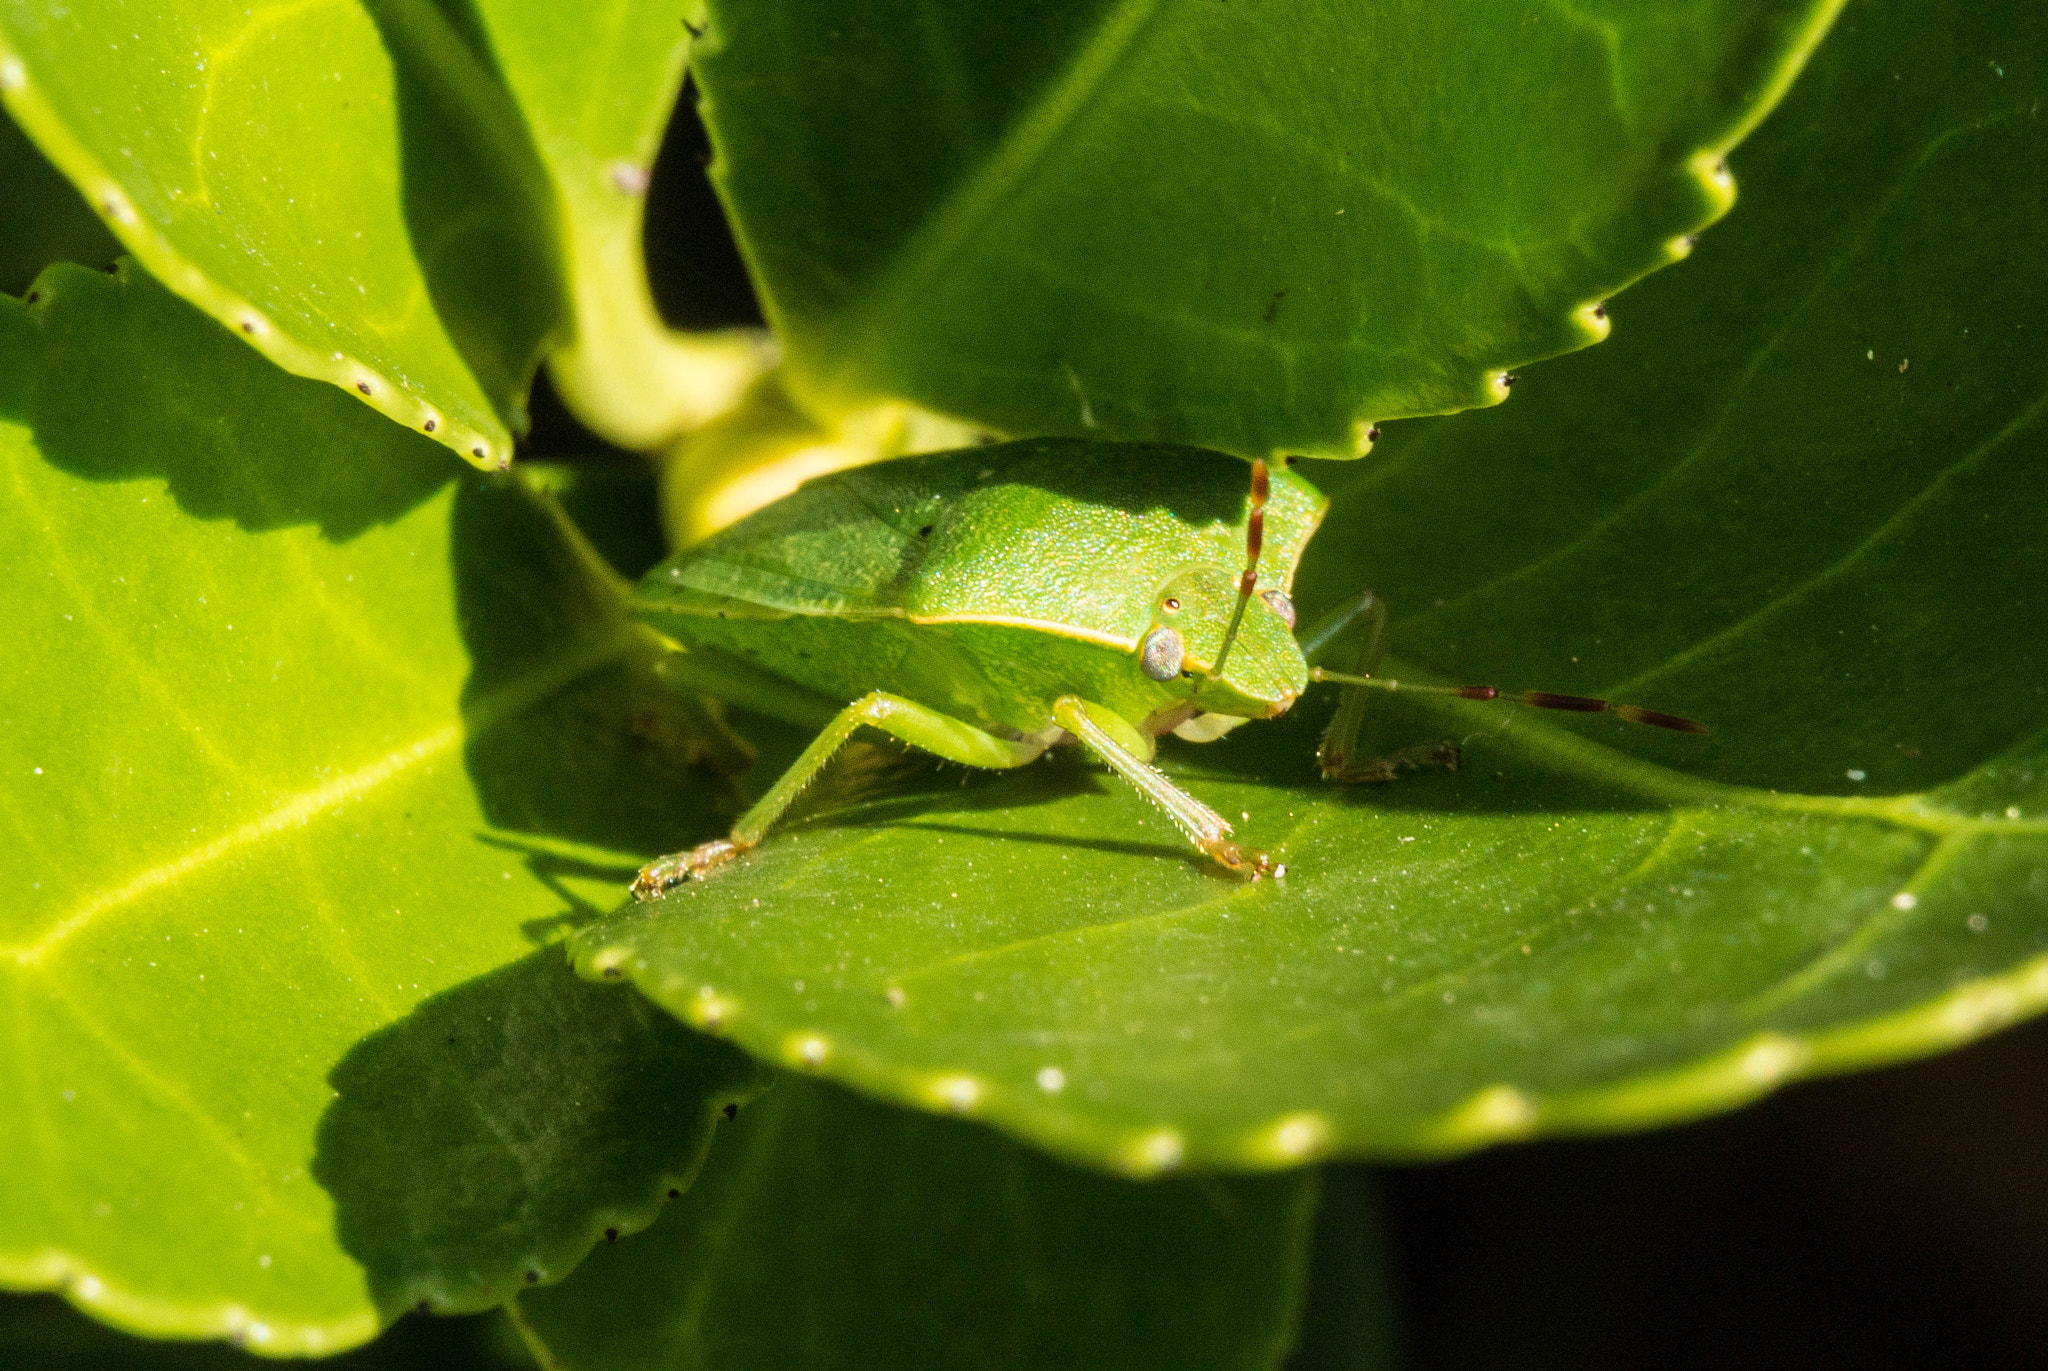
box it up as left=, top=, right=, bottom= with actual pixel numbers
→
left=311, top=946, right=766, bottom=1321
left=449, top=476, right=764, bottom=890
left=18, top=263, right=455, bottom=539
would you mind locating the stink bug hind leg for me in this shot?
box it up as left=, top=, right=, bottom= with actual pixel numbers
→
left=630, top=692, right=1048, bottom=899
left=632, top=839, right=747, bottom=898
left=1302, top=589, right=1437, bottom=783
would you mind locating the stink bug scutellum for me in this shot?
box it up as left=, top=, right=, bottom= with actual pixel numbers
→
left=629, top=438, right=1704, bottom=895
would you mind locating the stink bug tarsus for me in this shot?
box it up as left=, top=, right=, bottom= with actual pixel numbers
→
left=629, top=440, right=1704, bottom=897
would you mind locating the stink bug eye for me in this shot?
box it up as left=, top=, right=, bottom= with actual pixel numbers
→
left=1139, top=627, right=1184, bottom=681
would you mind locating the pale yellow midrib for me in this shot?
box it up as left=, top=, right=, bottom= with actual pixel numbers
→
left=2, top=725, right=461, bottom=966
left=0, top=610, right=649, bottom=965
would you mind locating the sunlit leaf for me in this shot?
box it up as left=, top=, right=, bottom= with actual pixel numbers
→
left=0, top=0, right=567, bottom=466
left=0, top=265, right=754, bottom=1352
left=578, top=0, right=2048, bottom=1170
left=694, top=0, right=1842, bottom=455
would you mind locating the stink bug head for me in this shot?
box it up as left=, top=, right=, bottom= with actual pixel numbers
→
left=1141, top=563, right=1306, bottom=720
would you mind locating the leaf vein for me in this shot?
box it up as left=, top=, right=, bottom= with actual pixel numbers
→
left=1399, top=110, right=2022, bottom=636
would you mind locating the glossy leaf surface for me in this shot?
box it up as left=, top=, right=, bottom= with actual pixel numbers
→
left=0, top=0, right=566, bottom=467
left=0, top=265, right=758, bottom=1351
left=516, top=1077, right=1319, bottom=1371
left=578, top=0, right=2048, bottom=1171
left=695, top=0, right=1842, bottom=456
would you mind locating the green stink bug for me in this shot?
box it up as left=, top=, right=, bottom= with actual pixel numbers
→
left=629, top=438, right=1703, bottom=895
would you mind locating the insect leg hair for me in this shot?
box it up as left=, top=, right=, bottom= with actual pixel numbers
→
left=632, top=692, right=1046, bottom=897
left=1203, top=458, right=1270, bottom=685
left=1052, top=696, right=1278, bottom=878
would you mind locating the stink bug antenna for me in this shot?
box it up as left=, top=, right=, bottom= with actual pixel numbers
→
left=1204, top=458, right=1269, bottom=685
left=1308, top=668, right=1710, bottom=734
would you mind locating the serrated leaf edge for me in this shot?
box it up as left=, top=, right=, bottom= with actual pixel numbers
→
left=1424, top=0, right=1855, bottom=441
left=0, top=1072, right=767, bottom=1356
left=748, top=0, right=1849, bottom=456
left=574, top=689, right=2047, bottom=1176
left=583, top=932, right=2048, bottom=1175
left=400, top=1058, right=770, bottom=1322
left=0, top=52, right=508, bottom=471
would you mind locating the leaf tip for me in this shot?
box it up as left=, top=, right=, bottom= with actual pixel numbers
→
left=1738, top=1034, right=1809, bottom=1085
left=1686, top=150, right=1738, bottom=217
left=93, top=184, right=137, bottom=226
left=1438, top=1083, right=1540, bottom=1145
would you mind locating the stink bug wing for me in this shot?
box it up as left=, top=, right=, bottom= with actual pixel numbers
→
left=632, top=438, right=1327, bottom=727
left=636, top=476, right=939, bottom=619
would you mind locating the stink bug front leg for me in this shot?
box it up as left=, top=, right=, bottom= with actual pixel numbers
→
left=1052, top=696, right=1279, bottom=878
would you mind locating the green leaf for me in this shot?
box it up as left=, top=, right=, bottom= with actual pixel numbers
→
left=0, top=1, right=567, bottom=468
left=694, top=0, right=1841, bottom=456
left=465, top=0, right=771, bottom=448
left=1, top=1292, right=534, bottom=1370
left=515, top=1077, right=1320, bottom=1371
left=574, top=0, right=2048, bottom=1171
left=0, top=265, right=755, bottom=1351
left=312, top=950, right=765, bottom=1321
left=0, top=105, right=116, bottom=294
